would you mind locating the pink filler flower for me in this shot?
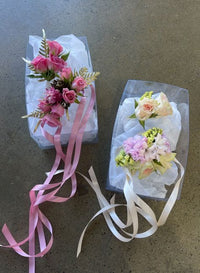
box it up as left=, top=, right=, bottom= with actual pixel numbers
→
left=45, top=87, right=62, bottom=104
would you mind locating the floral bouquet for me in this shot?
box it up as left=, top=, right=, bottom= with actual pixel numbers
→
left=23, top=30, right=99, bottom=135
left=115, top=127, right=176, bottom=179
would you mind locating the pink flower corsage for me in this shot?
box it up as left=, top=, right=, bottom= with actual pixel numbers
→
left=22, top=30, right=100, bottom=131
left=115, top=127, right=176, bottom=179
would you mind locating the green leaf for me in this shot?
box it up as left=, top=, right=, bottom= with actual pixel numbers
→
left=77, top=92, right=84, bottom=97
left=41, top=70, right=56, bottom=81
left=134, top=99, right=138, bottom=108
left=27, top=74, right=43, bottom=78
left=39, top=48, right=46, bottom=53
left=153, top=159, right=163, bottom=167
left=139, top=120, right=145, bottom=129
left=39, top=50, right=47, bottom=57
left=74, top=98, right=80, bottom=104
left=129, top=113, right=136, bottom=119
left=150, top=113, right=158, bottom=118
left=61, top=52, right=70, bottom=61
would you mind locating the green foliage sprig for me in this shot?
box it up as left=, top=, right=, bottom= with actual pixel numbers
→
left=22, top=110, right=45, bottom=119
left=39, top=29, right=49, bottom=58
left=74, top=67, right=100, bottom=85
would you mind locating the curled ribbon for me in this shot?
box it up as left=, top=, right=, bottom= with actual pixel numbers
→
left=77, top=158, right=184, bottom=256
left=1, top=85, right=96, bottom=273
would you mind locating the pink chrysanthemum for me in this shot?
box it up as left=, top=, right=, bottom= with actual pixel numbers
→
left=123, top=135, right=148, bottom=162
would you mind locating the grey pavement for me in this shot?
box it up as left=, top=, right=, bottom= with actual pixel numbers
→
left=0, top=0, right=199, bottom=273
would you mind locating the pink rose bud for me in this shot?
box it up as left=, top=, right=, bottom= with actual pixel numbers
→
left=62, top=88, right=76, bottom=104
left=60, top=67, right=72, bottom=80
left=38, top=100, right=51, bottom=113
left=139, top=162, right=155, bottom=179
left=141, top=167, right=154, bottom=178
left=47, top=40, right=63, bottom=56
left=72, top=76, right=87, bottom=92
left=31, top=56, right=49, bottom=73
left=45, top=87, right=62, bottom=104
left=48, top=55, right=66, bottom=72
left=51, top=103, right=64, bottom=117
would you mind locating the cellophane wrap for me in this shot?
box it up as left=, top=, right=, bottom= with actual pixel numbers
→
left=107, top=80, right=189, bottom=200
left=25, top=35, right=98, bottom=148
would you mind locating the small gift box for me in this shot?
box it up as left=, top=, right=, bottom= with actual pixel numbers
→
left=1, top=30, right=100, bottom=273
left=107, top=80, right=189, bottom=200
left=24, top=33, right=98, bottom=149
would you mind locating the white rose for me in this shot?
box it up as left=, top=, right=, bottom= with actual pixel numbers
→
left=156, top=92, right=173, bottom=116
left=135, top=98, right=158, bottom=120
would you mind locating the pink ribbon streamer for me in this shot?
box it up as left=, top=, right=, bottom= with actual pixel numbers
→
left=1, top=85, right=96, bottom=273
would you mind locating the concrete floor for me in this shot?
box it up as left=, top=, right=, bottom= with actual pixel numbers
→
left=0, top=0, right=199, bottom=272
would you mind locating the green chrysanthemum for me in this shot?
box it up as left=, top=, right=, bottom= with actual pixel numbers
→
left=139, top=91, right=153, bottom=101
left=142, top=127, right=163, bottom=146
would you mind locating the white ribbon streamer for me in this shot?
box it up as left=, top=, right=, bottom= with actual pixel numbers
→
left=77, top=158, right=184, bottom=256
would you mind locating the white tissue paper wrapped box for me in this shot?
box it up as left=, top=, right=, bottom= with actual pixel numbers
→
left=107, top=80, right=189, bottom=200
left=25, top=35, right=98, bottom=149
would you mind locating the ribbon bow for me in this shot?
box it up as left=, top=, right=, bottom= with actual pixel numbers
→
left=77, top=158, right=184, bottom=256
left=1, top=85, right=96, bottom=273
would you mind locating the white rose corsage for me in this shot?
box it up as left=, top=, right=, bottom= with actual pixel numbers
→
left=129, top=91, right=173, bottom=128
